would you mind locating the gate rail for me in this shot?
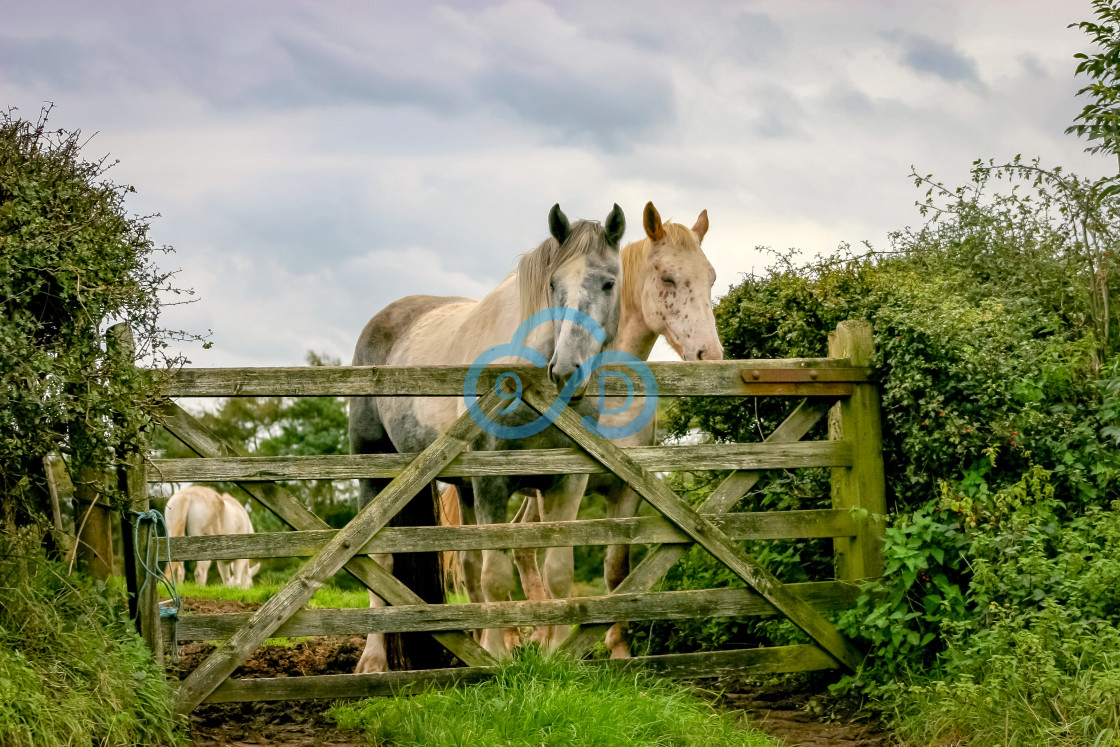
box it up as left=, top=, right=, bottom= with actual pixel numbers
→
left=130, top=320, right=885, bottom=714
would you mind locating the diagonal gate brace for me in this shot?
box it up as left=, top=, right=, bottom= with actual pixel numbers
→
left=559, top=398, right=836, bottom=657
left=172, top=390, right=506, bottom=715
left=523, top=388, right=863, bottom=672
left=157, top=403, right=495, bottom=674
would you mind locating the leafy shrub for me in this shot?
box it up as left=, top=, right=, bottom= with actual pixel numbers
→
left=0, top=532, right=183, bottom=746
left=640, top=158, right=1120, bottom=746
left=0, top=107, right=200, bottom=526
left=885, top=470, right=1120, bottom=746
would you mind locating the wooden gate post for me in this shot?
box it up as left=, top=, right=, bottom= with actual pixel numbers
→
left=828, top=320, right=886, bottom=581
left=109, top=323, right=163, bottom=660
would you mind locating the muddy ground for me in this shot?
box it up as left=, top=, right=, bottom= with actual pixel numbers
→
left=174, top=597, right=895, bottom=746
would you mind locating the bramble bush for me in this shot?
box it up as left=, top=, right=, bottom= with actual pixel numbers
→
left=0, top=107, right=202, bottom=528
left=0, top=108, right=190, bottom=745
left=642, top=157, right=1120, bottom=745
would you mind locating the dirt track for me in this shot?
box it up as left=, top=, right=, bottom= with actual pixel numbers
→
left=174, top=597, right=895, bottom=746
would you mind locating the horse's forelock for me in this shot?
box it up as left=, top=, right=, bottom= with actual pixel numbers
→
left=517, top=220, right=608, bottom=320
left=660, top=222, right=702, bottom=251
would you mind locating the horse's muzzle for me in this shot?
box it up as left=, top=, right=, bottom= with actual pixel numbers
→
left=547, top=362, right=589, bottom=398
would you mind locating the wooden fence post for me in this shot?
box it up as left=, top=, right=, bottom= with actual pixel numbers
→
left=109, top=323, right=163, bottom=661
left=828, top=320, right=886, bottom=581
left=74, top=466, right=114, bottom=580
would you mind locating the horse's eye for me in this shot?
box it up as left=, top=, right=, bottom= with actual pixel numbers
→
left=661, top=276, right=675, bottom=285
left=603, top=281, right=615, bottom=292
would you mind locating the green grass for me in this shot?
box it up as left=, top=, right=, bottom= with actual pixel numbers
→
left=167, top=580, right=371, bottom=608
left=328, top=647, right=777, bottom=747
left=0, top=533, right=184, bottom=747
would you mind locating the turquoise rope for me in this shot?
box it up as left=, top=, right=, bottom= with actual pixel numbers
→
left=131, top=508, right=180, bottom=619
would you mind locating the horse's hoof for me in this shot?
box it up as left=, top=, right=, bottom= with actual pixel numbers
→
left=354, top=654, right=388, bottom=674
left=528, top=626, right=550, bottom=648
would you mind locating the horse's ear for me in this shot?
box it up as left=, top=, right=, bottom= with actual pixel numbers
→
left=643, top=202, right=665, bottom=243
left=605, top=203, right=626, bottom=246
left=549, top=204, right=570, bottom=244
left=692, top=209, right=709, bottom=243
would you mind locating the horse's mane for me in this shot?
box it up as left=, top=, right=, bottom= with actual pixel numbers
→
left=516, top=220, right=608, bottom=321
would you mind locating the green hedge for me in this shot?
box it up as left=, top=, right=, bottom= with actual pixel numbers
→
left=0, top=532, right=182, bottom=746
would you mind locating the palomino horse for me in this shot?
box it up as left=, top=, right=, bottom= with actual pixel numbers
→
left=510, top=202, right=723, bottom=655
left=165, top=485, right=261, bottom=589
left=349, top=204, right=626, bottom=673
left=595, top=202, right=722, bottom=657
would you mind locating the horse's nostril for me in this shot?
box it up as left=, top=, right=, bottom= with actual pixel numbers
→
left=696, top=349, right=704, bottom=360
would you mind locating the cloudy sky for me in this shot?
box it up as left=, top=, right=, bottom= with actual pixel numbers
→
left=2, top=0, right=1112, bottom=366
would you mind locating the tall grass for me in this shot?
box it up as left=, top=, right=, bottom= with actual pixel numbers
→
left=328, top=647, right=777, bottom=747
left=0, top=532, right=183, bottom=746
left=171, top=579, right=371, bottom=608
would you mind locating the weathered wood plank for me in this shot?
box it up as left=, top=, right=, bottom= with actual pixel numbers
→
left=158, top=402, right=494, bottom=669
left=166, top=582, right=859, bottom=641
left=624, top=644, right=838, bottom=679
left=148, top=441, right=852, bottom=482
left=166, top=398, right=505, bottom=715
left=205, top=666, right=492, bottom=703
left=163, top=359, right=869, bottom=398
left=559, top=399, right=835, bottom=657
left=160, top=509, right=857, bottom=561
left=158, top=401, right=495, bottom=671
left=112, top=321, right=163, bottom=662
left=531, top=387, right=863, bottom=671
left=829, top=321, right=887, bottom=581
left=202, top=645, right=837, bottom=703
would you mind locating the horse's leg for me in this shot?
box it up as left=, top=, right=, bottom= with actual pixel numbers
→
left=354, top=476, right=393, bottom=674
left=350, top=389, right=398, bottom=674
left=226, top=559, right=248, bottom=589
left=166, top=561, right=185, bottom=586
left=510, top=492, right=549, bottom=647
left=538, top=474, right=590, bottom=649
left=216, top=559, right=232, bottom=586
left=456, top=486, right=484, bottom=606
left=472, top=476, right=516, bottom=658
left=194, top=559, right=210, bottom=586
left=603, top=480, right=642, bottom=658
left=454, top=483, right=487, bottom=643
left=355, top=551, right=392, bottom=673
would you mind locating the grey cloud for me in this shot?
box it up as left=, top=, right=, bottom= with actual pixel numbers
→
left=259, top=12, right=676, bottom=151
left=0, top=36, right=159, bottom=91
left=477, top=63, right=673, bottom=151
left=727, top=12, right=786, bottom=65
left=236, top=28, right=469, bottom=114
left=748, top=85, right=807, bottom=139
left=4, top=2, right=678, bottom=153
left=884, top=31, right=982, bottom=86
left=1018, top=54, right=1049, bottom=80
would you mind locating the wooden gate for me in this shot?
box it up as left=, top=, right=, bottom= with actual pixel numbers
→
left=137, top=320, right=885, bottom=715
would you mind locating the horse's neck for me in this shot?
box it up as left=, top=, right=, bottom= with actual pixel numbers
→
left=458, top=274, right=526, bottom=354
left=611, top=241, right=658, bottom=361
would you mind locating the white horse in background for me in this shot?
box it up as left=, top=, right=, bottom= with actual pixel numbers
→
left=165, top=485, right=261, bottom=589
